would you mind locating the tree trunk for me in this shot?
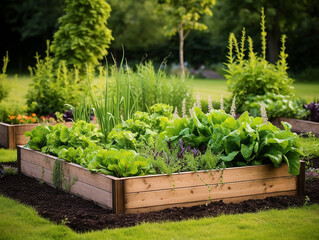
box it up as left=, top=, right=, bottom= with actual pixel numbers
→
left=179, top=24, right=185, bottom=80
left=268, top=12, right=280, bottom=63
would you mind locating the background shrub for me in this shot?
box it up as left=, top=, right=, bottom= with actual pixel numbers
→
left=26, top=43, right=84, bottom=116
left=225, top=9, right=306, bottom=119
left=0, top=52, right=9, bottom=103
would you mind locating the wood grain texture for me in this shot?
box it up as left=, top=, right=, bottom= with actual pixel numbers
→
left=272, top=118, right=319, bottom=136
left=125, top=190, right=297, bottom=213
left=124, top=164, right=290, bottom=193
left=21, top=159, right=113, bottom=208
left=124, top=176, right=297, bottom=209
left=20, top=147, right=113, bottom=192
left=0, top=123, right=9, bottom=148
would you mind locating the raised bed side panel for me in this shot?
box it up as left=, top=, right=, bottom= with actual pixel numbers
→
left=19, top=146, right=113, bottom=209
left=0, top=123, right=15, bottom=149
left=123, top=164, right=299, bottom=213
left=272, top=118, right=319, bottom=136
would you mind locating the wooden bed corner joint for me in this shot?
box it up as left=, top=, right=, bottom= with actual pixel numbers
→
left=297, top=160, right=306, bottom=196
left=112, top=179, right=125, bottom=214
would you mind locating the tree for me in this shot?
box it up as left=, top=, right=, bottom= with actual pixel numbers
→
left=157, top=0, right=216, bottom=79
left=51, top=0, right=113, bottom=71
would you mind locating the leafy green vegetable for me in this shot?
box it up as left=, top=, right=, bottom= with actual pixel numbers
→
left=24, top=125, right=52, bottom=151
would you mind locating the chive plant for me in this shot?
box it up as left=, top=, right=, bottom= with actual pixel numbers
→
left=87, top=61, right=139, bottom=140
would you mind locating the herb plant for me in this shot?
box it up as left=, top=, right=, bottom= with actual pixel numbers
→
left=224, top=8, right=306, bottom=119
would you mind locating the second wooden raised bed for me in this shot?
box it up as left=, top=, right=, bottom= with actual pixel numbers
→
left=272, top=118, right=319, bottom=136
left=0, top=122, right=73, bottom=149
left=18, top=146, right=305, bottom=214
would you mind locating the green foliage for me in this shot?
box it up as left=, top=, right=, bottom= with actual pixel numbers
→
left=157, top=0, right=216, bottom=78
left=107, top=104, right=173, bottom=150
left=24, top=125, right=52, bottom=151
left=299, top=134, right=319, bottom=161
left=0, top=52, right=9, bottom=103
left=66, top=96, right=91, bottom=123
left=51, top=158, right=63, bottom=189
left=165, top=108, right=303, bottom=175
left=25, top=105, right=303, bottom=176
left=89, top=61, right=192, bottom=139
left=26, top=42, right=84, bottom=115
left=225, top=9, right=301, bottom=116
left=157, top=0, right=215, bottom=36
left=109, top=0, right=166, bottom=51
left=51, top=0, right=113, bottom=70
left=87, top=148, right=155, bottom=177
left=239, top=93, right=309, bottom=119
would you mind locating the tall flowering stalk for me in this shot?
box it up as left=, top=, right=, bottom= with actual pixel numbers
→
left=182, top=98, right=187, bottom=118
left=208, top=95, right=213, bottom=113
left=260, top=102, right=269, bottom=124
left=220, top=94, right=224, bottom=111
left=230, top=96, right=236, bottom=118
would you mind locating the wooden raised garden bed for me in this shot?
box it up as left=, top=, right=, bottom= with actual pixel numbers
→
left=18, top=146, right=305, bottom=214
left=272, top=118, right=319, bottom=137
left=0, top=122, right=73, bottom=149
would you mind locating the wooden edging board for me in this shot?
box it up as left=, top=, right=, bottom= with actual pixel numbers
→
left=272, top=118, right=319, bottom=136
left=0, top=122, right=73, bottom=149
left=18, top=146, right=305, bottom=214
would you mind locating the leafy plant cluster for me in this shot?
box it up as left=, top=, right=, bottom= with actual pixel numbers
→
left=51, top=0, right=113, bottom=71
left=299, top=134, right=319, bottom=162
left=25, top=104, right=304, bottom=177
left=163, top=108, right=302, bottom=175
left=88, top=61, right=192, bottom=139
left=0, top=52, right=9, bottom=103
left=25, top=121, right=155, bottom=177
left=304, top=101, right=319, bottom=122
left=26, top=41, right=85, bottom=116
left=0, top=164, right=18, bottom=179
left=239, top=93, right=309, bottom=120
left=225, top=8, right=306, bottom=119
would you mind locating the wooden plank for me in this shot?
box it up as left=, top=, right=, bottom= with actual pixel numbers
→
left=8, top=125, right=16, bottom=149
left=16, top=134, right=29, bottom=146
left=63, top=162, right=113, bottom=192
left=298, top=160, right=306, bottom=196
left=0, top=123, right=9, bottom=148
left=21, top=147, right=113, bottom=192
left=124, top=164, right=290, bottom=193
left=125, top=176, right=297, bottom=209
left=15, top=124, right=38, bottom=135
left=21, top=159, right=112, bottom=208
left=272, top=118, right=319, bottom=136
left=125, top=190, right=297, bottom=213
left=20, top=147, right=56, bottom=170
left=112, top=179, right=125, bottom=214
left=21, top=159, right=52, bottom=184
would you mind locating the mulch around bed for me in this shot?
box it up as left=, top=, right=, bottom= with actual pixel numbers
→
left=0, top=161, right=318, bottom=233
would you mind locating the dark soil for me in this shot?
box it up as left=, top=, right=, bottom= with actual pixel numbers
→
left=0, top=161, right=319, bottom=233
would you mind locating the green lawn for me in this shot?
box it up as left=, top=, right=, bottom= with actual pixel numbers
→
left=0, top=195, right=318, bottom=240
left=0, top=149, right=16, bottom=163
left=2, top=76, right=319, bottom=110
left=190, top=78, right=319, bottom=102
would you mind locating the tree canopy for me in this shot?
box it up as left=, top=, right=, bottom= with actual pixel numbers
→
left=51, top=0, right=113, bottom=70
